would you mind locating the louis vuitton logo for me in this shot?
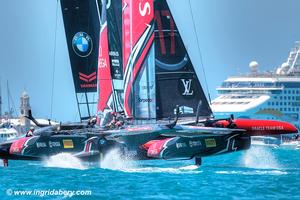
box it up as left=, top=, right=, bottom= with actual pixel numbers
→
left=181, top=79, right=194, bottom=96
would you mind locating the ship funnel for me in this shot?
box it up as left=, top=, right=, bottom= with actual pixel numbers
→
left=276, top=62, right=290, bottom=75
left=249, top=61, right=258, bottom=74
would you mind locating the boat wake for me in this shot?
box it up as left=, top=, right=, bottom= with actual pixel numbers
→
left=118, top=165, right=201, bottom=174
left=215, top=169, right=287, bottom=176
left=43, top=153, right=87, bottom=170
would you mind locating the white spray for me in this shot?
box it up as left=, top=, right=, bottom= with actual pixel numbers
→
left=242, top=146, right=281, bottom=169
left=100, top=149, right=135, bottom=170
left=44, top=153, right=87, bottom=170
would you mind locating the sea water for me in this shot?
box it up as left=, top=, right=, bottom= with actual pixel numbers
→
left=1, top=146, right=300, bottom=200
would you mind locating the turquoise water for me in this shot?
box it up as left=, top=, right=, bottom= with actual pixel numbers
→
left=1, top=146, right=300, bottom=200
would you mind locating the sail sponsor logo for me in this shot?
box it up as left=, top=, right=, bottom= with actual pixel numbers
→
left=251, top=126, right=284, bottom=131
left=180, top=79, right=194, bottom=96
left=80, top=84, right=97, bottom=89
left=109, top=51, right=119, bottom=57
left=79, top=72, right=96, bottom=83
left=189, top=140, right=202, bottom=148
left=139, top=1, right=151, bottom=16
left=79, top=72, right=97, bottom=89
left=49, top=141, right=61, bottom=148
left=111, top=59, right=120, bottom=67
left=36, top=142, right=47, bottom=148
left=205, top=138, right=217, bottom=148
left=72, top=32, right=93, bottom=57
left=138, top=97, right=153, bottom=103
left=176, top=142, right=187, bottom=149
left=63, top=140, right=74, bottom=149
left=99, top=58, right=108, bottom=68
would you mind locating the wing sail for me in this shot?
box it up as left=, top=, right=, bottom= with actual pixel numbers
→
left=60, top=0, right=99, bottom=121
left=154, top=1, right=212, bottom=120
left=122, top=0, right=156, bottom=122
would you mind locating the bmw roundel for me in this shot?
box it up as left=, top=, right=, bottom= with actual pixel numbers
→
left=72, top=32, right=93, bottom=57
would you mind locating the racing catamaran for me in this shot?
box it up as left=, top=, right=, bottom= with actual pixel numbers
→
left=0, top=0, right=297, bottom=167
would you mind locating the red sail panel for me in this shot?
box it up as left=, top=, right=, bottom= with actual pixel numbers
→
left=97, top=2, right=113, bottom=125
left=122, top=0, right=155, bottom=118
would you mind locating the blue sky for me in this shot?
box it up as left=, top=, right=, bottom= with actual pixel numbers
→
left=1, top=0, right=300, bottom=122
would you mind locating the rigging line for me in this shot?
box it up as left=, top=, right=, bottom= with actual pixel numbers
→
left=6, top=81, right=11, bottom=117
left=188, top=0, right=212, bottom=104
left=50, top=0, right=59, bottom=119
left=7, top=81, right=9, bottom=116
left=8, top=88, right=17, bottom=117
left=6, top=81, right=17, bottom=117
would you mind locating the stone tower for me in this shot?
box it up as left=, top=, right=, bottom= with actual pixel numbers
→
left=20, top=91, right=31, bottom=131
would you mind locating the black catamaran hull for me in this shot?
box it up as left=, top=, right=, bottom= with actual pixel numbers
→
left=0, top=125, right=251, bottom=164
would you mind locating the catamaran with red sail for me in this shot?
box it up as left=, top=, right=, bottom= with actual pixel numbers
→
left=0, top=0, right=297, bottom=167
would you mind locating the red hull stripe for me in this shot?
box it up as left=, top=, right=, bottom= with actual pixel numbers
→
left=9, top=137, right=31, bottom=154
left=147, top=138, right=173, bottom=158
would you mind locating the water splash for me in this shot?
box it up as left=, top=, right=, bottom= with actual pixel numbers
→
left=100, top=149, right=135, bottom=170
left=44, top=153, right=87, bottom=170
left=242, top=146, right=281, bottom=169
left=100, top=149, right=200, bottom=174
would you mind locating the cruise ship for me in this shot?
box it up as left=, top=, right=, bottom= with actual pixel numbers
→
left=211, top=41, right=300, bottom=131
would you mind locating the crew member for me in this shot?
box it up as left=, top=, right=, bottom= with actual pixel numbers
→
left=107, top=112, right=117, bottom=129
left=26, top=127, right=35, bottom=137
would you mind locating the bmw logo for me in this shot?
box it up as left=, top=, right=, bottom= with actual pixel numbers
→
left=72, top=32, right=93, bottom=57
left=99, top=138, right=106, bottom=145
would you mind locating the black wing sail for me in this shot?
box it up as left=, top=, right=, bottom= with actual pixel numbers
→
left=106, top=0, right=124, bottom=113
left=154, top=0, right=212, bottom=119
left=60, top=0, right=100, bottom=121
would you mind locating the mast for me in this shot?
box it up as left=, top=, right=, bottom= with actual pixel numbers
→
left=0, top=78, right=2, bottom=118
left=7, top=80, right=11, bottom=118
left=106, top=0, right=124, bottom=113
left=97, top=0, right=115, bottom=126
